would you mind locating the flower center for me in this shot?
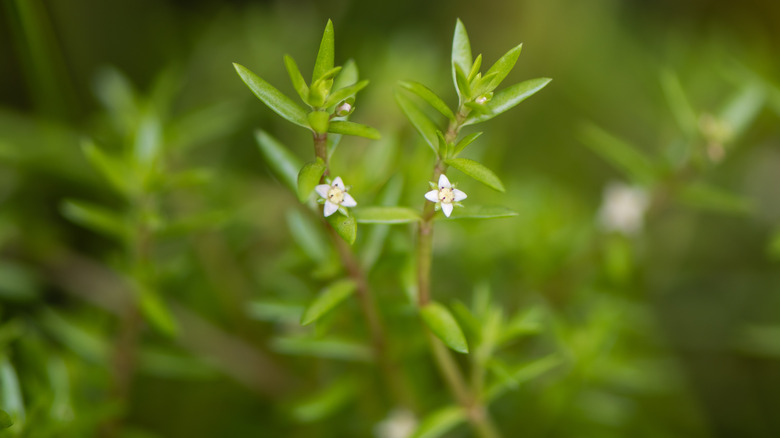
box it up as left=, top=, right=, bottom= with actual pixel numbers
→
left=327, top=186, right=345, bottom=204
left=439, top=187, right=455, bottom=204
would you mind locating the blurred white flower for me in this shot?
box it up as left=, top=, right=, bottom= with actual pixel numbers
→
left=598, top=182, right=649, bottom=235
left=424, top=174, right=467, bottom=218
left=315, top=176, right=357, bottom=217
left=374, top=408, right=417, bottom=438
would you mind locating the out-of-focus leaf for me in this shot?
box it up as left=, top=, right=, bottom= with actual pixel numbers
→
left=40, top=310, right=107, bottom=362
left=446, top=205, right=518, bottom=220
left=133, top=110, right=162, bottom=170
left=399, top=81, right=455, bottom=121
left=324, top=80, right=369, bottom=108
left=451, top=300, right=481, bottom=344
left=0, top=262, right=39, bottom=301
left=660, top=69, right=698, bottom=139
left=497, top=306, right=543, bottom=347
left=326, top=213, right=357, bottom=245
left=485, top=43, right=523, bottom=90
left=297, top=159, right=326, bottom=202
left=768, top=228, right=780, bottom=260
left=676, top=183, right=752, bottom=215
left=361, top=175, right=404, bottom=271
left=0, top=409, right=11, bottom=429
left=61, top=199, right=127, bottom=241
left=255, top=130, right=302, bottom=193
left=246, top=299, right=305, bottom=323
left=354, top=207, right=421, bottom=224
left=735, top=325, right=780, bottom=358
left=287, top=209, right=329, bottom=263
left=446, top=158, right=505, bottom=192
left=233, top=63, right=309, bottom=128
left=168, top=101, right=244, bottom=151
left=332, top=59, right=358, bottom=92
left=300, top=279, right=357, bottom=326
left=421, top=301, right=469, bottom=353
left=486, top=354, right=561, bottom=401
left=47, top=356, right=74, bottom=421
left=328, top=121, right=380, bottom=140
left=396, top=91, right=439, bottom=154
left=411, top=405, right=465, bottom=438
left=579, top=123, right=657, bottom=185
left=139, top=348, right=217, bottom=380
left=82, top=140, right=132, bottom=196
left=93, top=67, right=137, bottom=132
left=290, top=377, right=357, bottom=423
left=284, top=55, right=310, bottom=104
left=271, top=336, right=372, bottom=362
left=465, top=78, right=551, bottom=125
left=720, top=84, right=764, bottom=141
left=452, top=131, right=483, bottom=156
left=312, top=20, right=335, bottom=83
left=0, top=358, right=24, bottom=425
left=139, top=288, right=179, bottom=338
left=451, top=19, right=472, bottom=100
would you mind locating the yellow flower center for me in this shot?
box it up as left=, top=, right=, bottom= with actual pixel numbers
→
left=328, top=186, right=345, bottom=204
left=439, top=187, right=454, bottom=204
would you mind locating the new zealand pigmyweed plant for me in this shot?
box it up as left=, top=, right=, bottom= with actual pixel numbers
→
left=235, top=19, right=551, bottom=437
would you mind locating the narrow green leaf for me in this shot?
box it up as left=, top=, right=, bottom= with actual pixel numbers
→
left=255, top=130, right=302, bottom=193
left=284, top=55, right=310, bottom=104
left=61, top=199, right=127, bottom=240
left=271, top=336, right=372, bottom=362
left=452, top=131, right=483, bottom=156
left=0, top=409, right=12, bottom=429
left=451, top=19, right=472, bottom=98
left=446, top=205, right=518, bottom=220
left=0, top=358, right=24, bottom=425
left=300, top=279, right=357, bottom=326
left=486, top=355, right=561, bottom=401
left=411, top=406, right=466, bottom=438
left=247, top=299, right=304, bottom=323
left=328, top=120, right=380, bottom=140
left=446, top=158, right=505, bottom=192
left=497, top=306, right=543, bottom=347
left=720, top=83, right=764, bottom=141
left=421, top=301, right=469, bottom=353
left=436, top=130, right=449, bottom=157
left=468, top=54, right=483, bottom=82
left=354, top=207, right=421, bottom=224
left=312, top=20, right=335, bottom=83
left=326, top=213, right=357, bottom=245
left=332, top=59, right=359, bottom=92
left=324, top=80, right=369, bottom=108
left=395, top=91, right=438, bottom=154
left=361, top=175, right=404, bottom=271
left=81, top=140, right=132, bottom=196
left=399, top=81, right=456, bottom=121
left=465, top=77, right=551, bottom=125
left=139, top=288, right=179, bottom=338
left=677, top=183, right=753, bottom=215
left=660, top=69, right=698, bottom=139
left=297, top=160, right=327, bottom=202
left=287, top=209, right=329, bottom=263
left=579, top=123, right=657, bottom=185
left=485, top=43, right=523, bottom=90
left=454, top=63, right=472, bottom=101
left=233, top=63, right=309, bottom=128
left=133, top=110, right=162, bottom=171
left=291, top=377, right=358, bottom=423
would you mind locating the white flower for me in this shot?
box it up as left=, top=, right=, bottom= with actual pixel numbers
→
left=374, top=408, right=417, bottom=438
left=424, top=174, right=467, bottom=217
left=598, top=182, right=649, bottom=235
left=315, top=176, right=357, bottom=217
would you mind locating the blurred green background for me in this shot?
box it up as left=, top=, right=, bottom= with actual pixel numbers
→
left=1, top=0, right=780, bottom=436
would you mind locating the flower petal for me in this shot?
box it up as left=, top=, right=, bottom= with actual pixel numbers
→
left=438, top=174, right=451, bottom=189
left=315, top=184, right=331, bottom=198
left=453, top=189, right=467, bottom=202
left=332, top=176, right=345, bottom=190
left=441, top=202, right=454, bottom=217
left=323, top=200, right=339, bottom=217
left=424, top=190, right=439, bottom=203
left=342, top=193, right=357, bottom=207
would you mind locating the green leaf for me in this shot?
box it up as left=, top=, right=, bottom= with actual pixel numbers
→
left=421, top=301, right=469, bottom=353
left=326, top=213, right=357, bottom=245
left=312, top=19, right=335, bottom=82
left=82, top=140, right=132, bottom=196
left=300, top=279, right=357, bottom=326
left=332, top=59, right=359, bottom=92
left=485, top=43, right=523, bottom=90
left=0, top=409, right=12, bottom=429
left=271, top=336, right=372, bottom=362
left=454, top=63, right=472, bottom=101
left=324, top=80, right=369, bottom=108
left=399, top=81, right=455, bottom=121
left=446, top=205, right=519, bottom=220
left=61, top=199, right=128, bottom=240
left=451, top=19, right=472, bottom=99
left=233, top=63, right=309, bottom=129
left=468, top=54, right=483, bottom=82
left=354, top=207, right=421, bottom=224
left=411, top=406, right=466, bottom=438
left=287, top=209, right=329, bottom=263
left=446, top=158, right=505, bottom=192
left=660, top=69, right=698, bottom=139
left=497, top=306, right=543, bottom=347
left=328, top=121, right=380, bottom=140
left=255, top=130, right=302, bottom=193
left=139, top=288, right=179, bottom=338
left=486, top=355, right=561, bottom=401
left=291, top=377, right=358, bottom=423
left=360, top=176, right=404, bottom=271
left=395, top=91, right=438, bottom=154
left=720, top=83, right=765, bottom=141
left=0, top=358, right=24, bottom=425
left=465, top=77, right=551, bottom=125
left=133, top=110, right=162, bottom=171
left=579, top=123, right=657, bottom=185
left=452, top=131, right=483, bottom=156
left=247, top=299, right=304, bottom=323
left=677, top=183, right=753, bottom=215
left=284, top=55, right=310, bottom=104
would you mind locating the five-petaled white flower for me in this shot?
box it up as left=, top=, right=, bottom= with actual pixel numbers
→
left=424, top=174, right=467, bottom=217
left=315, top=176, right=357, bottom=217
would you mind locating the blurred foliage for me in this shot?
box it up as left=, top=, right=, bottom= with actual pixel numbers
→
left=1, top=0, right=780, bottom=437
